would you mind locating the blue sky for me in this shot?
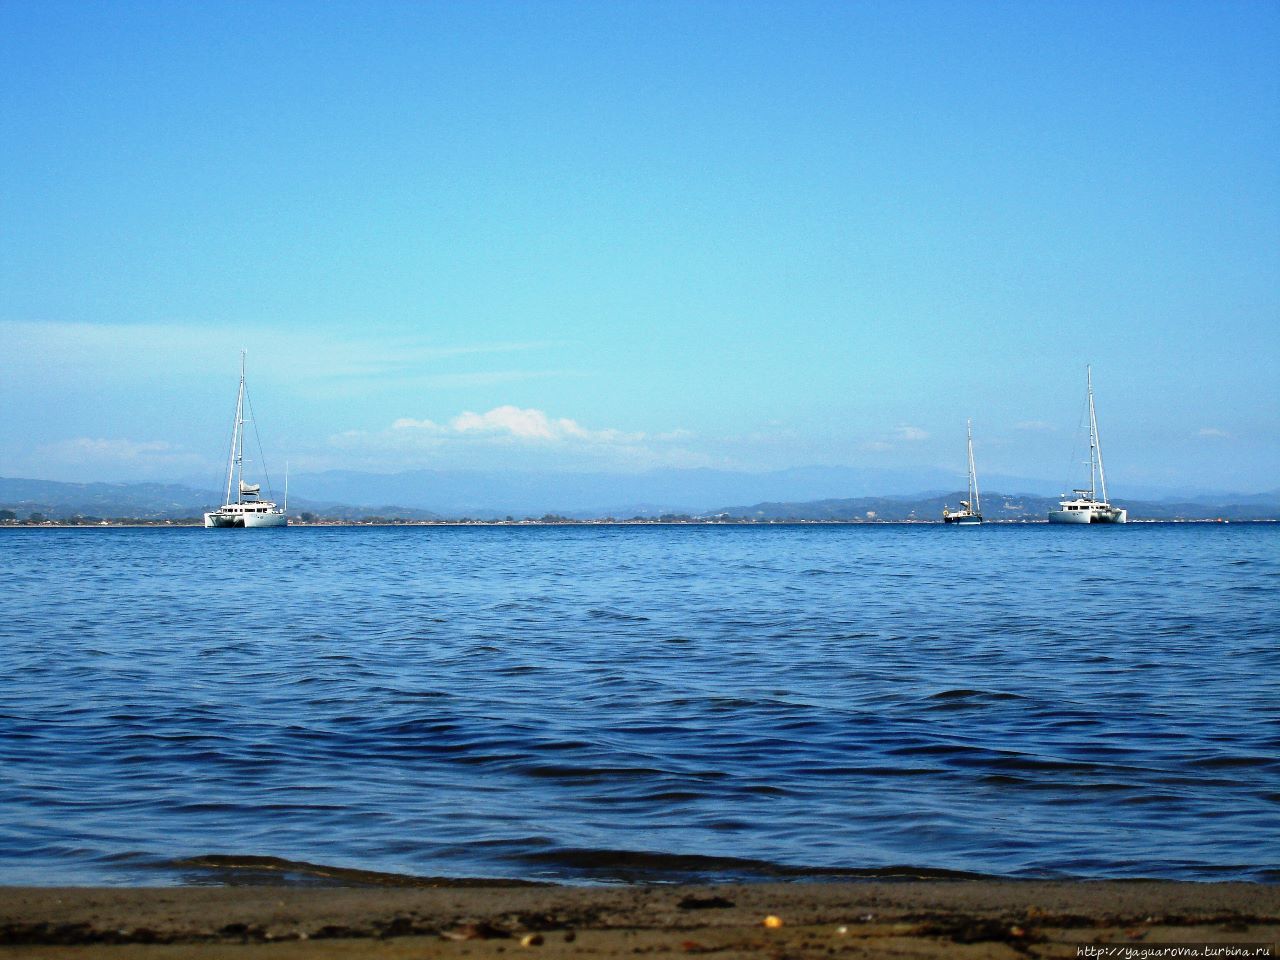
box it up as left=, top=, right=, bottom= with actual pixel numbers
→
left=2, top=0, right=1277, bottom=493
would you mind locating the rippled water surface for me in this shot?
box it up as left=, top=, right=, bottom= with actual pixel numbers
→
left=2, top=524, right=1278, bottom=885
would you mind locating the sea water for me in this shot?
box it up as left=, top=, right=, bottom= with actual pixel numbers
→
left=1, top=523, right=1277, bottom=885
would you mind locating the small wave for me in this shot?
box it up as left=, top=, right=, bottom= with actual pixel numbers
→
left=389, top=689, right=456, bottom=701
left=587, top=609, right=651, bottom=622
left=640, top=789, right=706, bottom=803
left=973, top=755, right=1110, bottom=774
left=509, top=846, right=994, bottom=882
left=518, top=762, right=665, bottom=782
left=165, top=854, right=545, bottom=887
left=926, top=689, right=1027, bottom=702
left=829, top=765, right=948, bottom=777
left=1187, top=754, right=1277, bottom=769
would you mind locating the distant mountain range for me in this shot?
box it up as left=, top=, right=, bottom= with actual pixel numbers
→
left=3, top=473, right=1278, bottom=522
left=0, top=476, right=444, bottom=522
left=286, top=465, right=984, bottom=517
left=714, top=492, right=1280, bottom=522
left=0, top=478, right=225, bottom=520
left=276, top=465, right=1232, bottom=517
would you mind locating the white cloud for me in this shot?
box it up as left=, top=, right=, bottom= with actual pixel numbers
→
left=456, top=406, right=640, bottom=443
left=0, top=320, right=559, bottom=388
left=329, top=406, right=706, bottom=471
left=390, top=406, right=645, bottom=444
left=388, top=417, right=442, bottom=432
left=896, top=425, right=929, bottom=441
left=1196, top=427, right=1230, bottom=439
left=652, top=428, right=695, bottom=442
left=452, top=407, right=562, bottom=440
left=1015, top=420, right=1053, bottom=431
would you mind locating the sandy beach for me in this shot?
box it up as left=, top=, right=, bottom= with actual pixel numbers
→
left=2, top=880, right=1276, bottom=958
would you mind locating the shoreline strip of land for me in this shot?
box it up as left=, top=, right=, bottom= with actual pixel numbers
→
left=3, top=880, right=1277, bottom=958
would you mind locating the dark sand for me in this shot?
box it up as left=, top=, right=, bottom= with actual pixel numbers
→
left=2, top=881, right=1277, bottom=958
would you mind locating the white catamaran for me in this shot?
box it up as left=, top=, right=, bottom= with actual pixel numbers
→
left=943, top=419, right=982, bottom=525
left=204, top=352, right=287, bottom=529
left=1048, top=366, right=1126, bottom=525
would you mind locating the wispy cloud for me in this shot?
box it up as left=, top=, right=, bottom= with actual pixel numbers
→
left=35, top=437, right=208, bottom=472
left=392, top=405, right=645, bottom=444
left=415, top=370, right=574, bottom=390
left=1196, top=427, right=1230, bottom=439
left=0, top=320, right=559, bottom=386
left=327, top=406, right=707, bottom=471
left=1015, top=420, right=1054, bottom=432
left=857, top=425, right=929, bottom=453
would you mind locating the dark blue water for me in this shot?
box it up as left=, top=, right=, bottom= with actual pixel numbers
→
left=2, top=524, right=1277, bottom=886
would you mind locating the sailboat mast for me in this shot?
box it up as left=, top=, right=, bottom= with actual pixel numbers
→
left=234, top=351, right=246, bottom=504
left=1086, top=365, right=1098, bottom=501
left=1088, top=365, right=1109, bottom=504
left=967, top=418, right=980, bottom=514
left=222, top=357, right=242, bottom=506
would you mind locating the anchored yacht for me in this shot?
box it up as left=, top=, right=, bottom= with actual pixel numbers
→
left=1048, top=366, right=1126, bottom=524
left=204, top=353, right=287, bottom=528
left=943, top=420, right=982, bottom=525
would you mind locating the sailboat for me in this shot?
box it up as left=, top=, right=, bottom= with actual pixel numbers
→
left=943, top=419, right=982, bottom=525
left=1048, top=366, right=1126, bottom=524
left=204, top=352, right=287, bottom=528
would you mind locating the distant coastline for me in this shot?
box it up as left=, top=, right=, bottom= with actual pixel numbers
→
left=5, top=473, right=1279, bottom=525
left=3, top=516, right=1269, bottom=528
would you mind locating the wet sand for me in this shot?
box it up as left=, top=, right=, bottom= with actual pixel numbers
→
left=3, top=881, right=1277, bottom=958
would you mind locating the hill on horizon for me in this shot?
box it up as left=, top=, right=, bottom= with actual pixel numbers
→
left=0, top=476, right=447, bottom=522
left=714, top=492, right=1280, bottom=522
left=272, top=465, right=1258, bottom=517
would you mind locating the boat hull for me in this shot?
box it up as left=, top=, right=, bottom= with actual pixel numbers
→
left=1048, top=509, right=1091, bottom=524
left=204, top=509, right=287, bottom=528
left=1048, top=508, right=1127, bottom=524
left=244, top=511, right=287, bottom=528
left=944, top=514, right=982, bottom=525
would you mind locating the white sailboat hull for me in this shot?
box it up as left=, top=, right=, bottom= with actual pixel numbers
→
left=1049, top=504, right=1127, bottom=524
left=244, top=510, right=287, bottom=528
left=1048, top=509, right=1091, bottom=524
left=204, top=510, right=287, bottom=528
left=204, top=502, right=287, bottom=528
